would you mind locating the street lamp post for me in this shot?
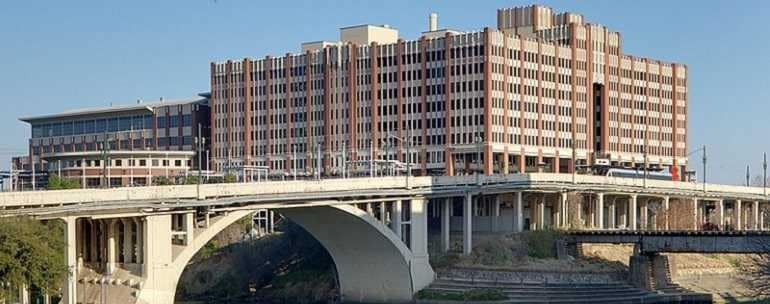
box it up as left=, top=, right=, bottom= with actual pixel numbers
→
left=762, top=152, right=767, bottom=196
left=387, top=130, right=412, bottom=189
left=195, top=123, right=205, bottom=199
left=746, top=165, right=751, bottom=187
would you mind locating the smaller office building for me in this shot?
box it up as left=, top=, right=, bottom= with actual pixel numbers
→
left=18, top=95, right=210, bottom=188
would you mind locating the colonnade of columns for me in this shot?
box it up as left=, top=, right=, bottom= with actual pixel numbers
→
left=431, top=191, right=770, bottom=256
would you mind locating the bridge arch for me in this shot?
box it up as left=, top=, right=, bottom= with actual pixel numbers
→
left=136, top=203, right=434, bottom=304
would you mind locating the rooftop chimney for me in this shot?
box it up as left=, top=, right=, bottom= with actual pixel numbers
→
left=429, top=13, right=438, bottom=32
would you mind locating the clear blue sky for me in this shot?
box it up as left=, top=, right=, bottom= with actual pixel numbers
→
left=1, top=0, right=768, bottom=184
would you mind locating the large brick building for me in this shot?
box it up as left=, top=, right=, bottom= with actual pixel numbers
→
left=210, top=4, right=688, bottom=179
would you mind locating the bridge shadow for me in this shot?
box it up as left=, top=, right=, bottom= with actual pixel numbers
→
left=175, top=220, right=339, bottom=304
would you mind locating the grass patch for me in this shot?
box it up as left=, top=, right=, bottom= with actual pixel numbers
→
left=416, top=288, right=506, bottom=301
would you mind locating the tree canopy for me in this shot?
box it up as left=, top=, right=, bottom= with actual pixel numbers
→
left=45, top=174, right=81, bottom=190
left=0, top=217, right=67, bottom=299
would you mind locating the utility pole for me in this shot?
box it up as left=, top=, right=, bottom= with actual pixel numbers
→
left=475, top=135, right=483, bottom=186
left=568, top=138, right=577, bottom=184
left=101, top=133, right=111, bottom=189
left=762, top=152, right=767, bottom=196
left=316, top=142, right=322, bottom=180
left=702, top=145, right=707, bottom=192
left=342, top=142, right=347, bottom=179
left=406, top=128, right=411, bottom=189
left=195, top=123, right=205, bottom=199
left=643, top=147, right=648, bottom=188
left=292, top=144, right=297, bottom=181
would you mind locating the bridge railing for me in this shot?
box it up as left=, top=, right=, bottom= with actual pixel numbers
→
left=1, top=173, right=768, bottom=209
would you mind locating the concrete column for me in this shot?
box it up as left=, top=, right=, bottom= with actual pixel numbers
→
left=663, top=196, right=671, bottom=231
left=538, top=195, right=546, bottom=230
left=134, top=218, right=143, bottom=265
left=609, top=200, right=616, bottom=229
left=122, top=219, right=134, bottom=264
left=391, top=200, right=403, bottom=241
left=733, top=200, right=743, bottom=230
left=366, top=203, right=373, bottom=217
left=492, top=195, right=501, bottom=232
left=106, top=219, right=117, bottom=274
left=597, top=193, right=604, bottom=230
left=441, top=198, right=451, bottom=253
left=560, top=192, right=568, bottom=229
left=463, top=192, right=473, bottom=255
left=717, top=200, right=725, bottom=229
left=694, top=199, right=700, bottom=230
left=203, top=212, right=211, bottom=228
left=63, top=217, right=77, bottom=304
left=515, top=192, right=523, bottom=232
left=379, top=203, right=387, bottom=225
left=184, top=212, right=195, bottom=246
left=410, top=198, right=429, bottom=258
left=640, top=199, right=648, bottom=230
left=630, top=195, right=638, bottom=230
left=619, top=199, right=627, bottom=228
left=753, top=201, right=760, bottom=230
left=89, top=219, right=98, bottom=263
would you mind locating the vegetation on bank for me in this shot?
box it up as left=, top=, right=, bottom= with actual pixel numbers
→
left=0, top=217, right=67, bottom=299
left=175, top=220, right=337, bottom=304
left=416, top=288, right=506, bottom=301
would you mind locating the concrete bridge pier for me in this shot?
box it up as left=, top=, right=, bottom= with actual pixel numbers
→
left=628, top=250, right=672, bottom=291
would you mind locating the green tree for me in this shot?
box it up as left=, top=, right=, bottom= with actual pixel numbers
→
left=223, top=173, right=237, bottom=183
left=184, top=175, right=201, bottom=185
left=46, top=174, right=81, bottom=190
left=0, top=217, right=67, bottom=299
left=153, top=176, right=175, bottom=186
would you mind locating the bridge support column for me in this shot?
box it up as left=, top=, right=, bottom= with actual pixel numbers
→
left=718, top=199, right=725, bottom=229
left=134, top=218, right=143, bottom=265
left=560, top=192, right=568, bottom=229
left=538, top=194, right=546, bottom=230
left=735, top=200, right=742, bottom=230
left=106, top=219, right=117, bottom=274
left=608, top=199, right=616, bottom=229
left=410, top=198, right=431, bottom=283
left=640, top=199, right=648, bottom=230
left=391, top=200, right=403, bottom=241
left=184, top=212, right=195, bottom=245
left=492, top=195, right=501, bottom=232
left=663, top=196, right=670, bottom=231
left=441, top=198, right=451, bottom=253
left=515, top=192, right=523, bottom=232
left=692, top=198, right=700, bottom=231
left=63, top=217, right=77, bottom=304
left=463, top=192, right=473, bottom=255
left=122, top=219, right=134, bottom=264
left=596, top=193, right=604, bottom=229
left=630, top=195, right=638, bottom=230
left=138, top=215, right=175, bottom=303
left=754, top=201, right=760, bottom=230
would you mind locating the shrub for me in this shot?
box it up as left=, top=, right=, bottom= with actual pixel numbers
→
left=430, top=253, right=462, bottom=269
left=471, top=240, right=514, bottom=266
left=523, top=230, right=561, bottom=259
left=416, top=288, right=506, bottom=301
left=223, top=173, right=238, bottom=183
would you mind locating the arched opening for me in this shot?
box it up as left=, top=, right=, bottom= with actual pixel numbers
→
left=159, top=204, right=432, bottom=304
